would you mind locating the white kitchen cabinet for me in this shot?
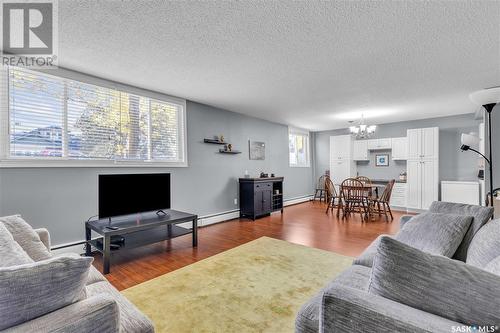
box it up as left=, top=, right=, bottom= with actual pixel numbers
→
left=391, top=137, right=408, bottom=160
left=330, top=135, right=352, bottom=160
left=406, top=127, right=439, bottom=210
left=390, top=183, right=407, bottom=207
left=367, top=138, right=391, bottom=150
left=353, top=140, right=368, bottom=161
left=330, top=135, right=355, bottom=185
left=406, top=160, right=421, bottom=209
left=407, top=127, right=439, bottom=160
left=421, top=160, right=438, bottom=209
left=421, top=127, right=438, bottom=159
left=330, top=159, right=356, bottom=185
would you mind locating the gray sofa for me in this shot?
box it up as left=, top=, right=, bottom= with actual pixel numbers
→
left=296, top=201, right=497, bottom=333
left=0, top=215, right=154, bottom=333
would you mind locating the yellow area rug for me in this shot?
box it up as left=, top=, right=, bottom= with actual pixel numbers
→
left=122, top=237, right=353, bottom=333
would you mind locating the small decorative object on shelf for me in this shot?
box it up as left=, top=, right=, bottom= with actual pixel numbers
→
left=244, top=170, right=250, bottom=178
left=219, top=135, right=224, bottom=143
left=228, top=144, right=232, bottom=151
left=260, top=172, right=269, bottom=178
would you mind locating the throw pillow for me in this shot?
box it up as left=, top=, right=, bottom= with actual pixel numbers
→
left=396, top=212, right=473, bottom=257
left=0, top=223, right=33, bottom=267
left=0, top=254, right=93, bottom=330
left=467, top=218, right=500, bottom=269
left=429, top=201, right=494, bottom=261
left=0, top=215, right=51, bottom=261
left=369, top=237, right=500, bottom=326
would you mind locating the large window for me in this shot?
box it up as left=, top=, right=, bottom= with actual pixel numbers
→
left=2, top=68, right=187, bottom=166
left=289, top=128, right=310, bottom=167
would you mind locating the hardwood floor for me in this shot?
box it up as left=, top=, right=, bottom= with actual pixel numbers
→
left=93, top=201, right=406, bottom=290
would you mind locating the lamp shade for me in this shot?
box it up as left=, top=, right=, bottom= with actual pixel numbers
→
left=461, top=133, right=480, bottom=147
left=469, top=87, right=500, bottom=106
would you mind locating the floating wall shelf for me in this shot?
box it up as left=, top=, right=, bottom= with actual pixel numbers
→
left=204, top=139, right=226, bottom=145
left=219, top=149, right=242, bottom=154
left=204, top=137, right=241, bottom=155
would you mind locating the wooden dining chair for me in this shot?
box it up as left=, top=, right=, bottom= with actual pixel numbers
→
left=313, top=175, right=328, bottom=202
left=369, top=179, right=395, bottom=221
left=356, top=175, right=375, bottom=199
left=325, top=177, right=342, bottom=216
left=340, top=178, right=369, bottom=221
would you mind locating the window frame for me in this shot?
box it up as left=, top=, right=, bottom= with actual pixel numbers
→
left=0, top=67, right=188, bottom=168
left=288, top=127, right=311, bottom=168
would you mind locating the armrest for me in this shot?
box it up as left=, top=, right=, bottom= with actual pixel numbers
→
left=1, top=295, right=120, bottom=333
left=320, top=284, right=459, bottom=333
left=34, top=228, right=51, bottom=251
left=399, top=215, right=414, bottom=229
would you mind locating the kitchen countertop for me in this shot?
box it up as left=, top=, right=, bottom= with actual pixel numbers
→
left=371, top=178, right=407, bottom=184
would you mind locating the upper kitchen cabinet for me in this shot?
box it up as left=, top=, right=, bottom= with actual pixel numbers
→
left=367, top=138, right=391, bottom=150
left=330, top=135, right=352, bottom=160
left=407, top=127, right=439, bottom=160
left=391, top=137, right=408, bottom=160
left=353, top=140, right=369, bottom=161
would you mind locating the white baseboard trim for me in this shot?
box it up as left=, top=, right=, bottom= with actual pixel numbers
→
left=51, top=195, right=313, bottom=253
left=284, top=195, right=313, bottom=206
left=176, top=209, right=240, bottom=229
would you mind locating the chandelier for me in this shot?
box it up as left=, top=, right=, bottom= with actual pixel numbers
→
left=349, top=114, right=376, bottom=139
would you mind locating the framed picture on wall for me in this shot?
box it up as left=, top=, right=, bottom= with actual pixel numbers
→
left=249, top=140, right=265, bottom=160
left=375, top=154, right=389, bottom=167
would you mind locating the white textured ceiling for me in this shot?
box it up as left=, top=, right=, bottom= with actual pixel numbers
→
left=59, top=0, right=500, bottom=131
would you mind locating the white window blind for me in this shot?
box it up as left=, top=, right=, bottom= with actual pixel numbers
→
left=5, top=68, right=186, bottom=165
left=289, top=128, right=310, bottom=167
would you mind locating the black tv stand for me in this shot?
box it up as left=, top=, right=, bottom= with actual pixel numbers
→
left=85, top=209, right=198, bottom=274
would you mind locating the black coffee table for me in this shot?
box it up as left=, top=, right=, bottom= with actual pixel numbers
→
left=85, top=209, right=198, bottom=274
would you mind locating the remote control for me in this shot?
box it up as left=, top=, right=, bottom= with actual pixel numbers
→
left=105, top=226, right=119, bottom=230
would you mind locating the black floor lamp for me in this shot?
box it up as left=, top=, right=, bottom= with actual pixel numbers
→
left=465, top=87, right=500, bottom=206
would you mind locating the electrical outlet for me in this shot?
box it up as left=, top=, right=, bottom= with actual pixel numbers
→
left=234, top=198, right=238, bottom=205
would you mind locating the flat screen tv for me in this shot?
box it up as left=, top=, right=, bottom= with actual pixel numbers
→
left=98, top=173, right=171, bottom=219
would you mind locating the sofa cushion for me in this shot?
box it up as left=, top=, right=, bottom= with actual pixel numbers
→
left=0, top=215, right=51, bottom=261
left=295, top=265, right=371, bottom=333
left=0, top=254, right=92, bottom=330
left=353, top=234, right=390, bottom=267
left=395, top=212, right=472, bottom=257
left=484, top=256, right=500, bottom=276
left=369, top=237, right=500, bottom=327
left=86, top=281, right=154, bottom=333
left=429, top=201, right=494, bottom=261
left=0, top=223, right=33, bottom=267
left=467, top=218, right=500, bottom=268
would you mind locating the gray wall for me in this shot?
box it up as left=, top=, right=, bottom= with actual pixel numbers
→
left=0, top=101, right=313, bottom=246
left=313, top=113, right=481, bottom=183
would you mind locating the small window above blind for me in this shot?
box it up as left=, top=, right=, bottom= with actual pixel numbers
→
left=5, top=68, right=187, bottom=166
